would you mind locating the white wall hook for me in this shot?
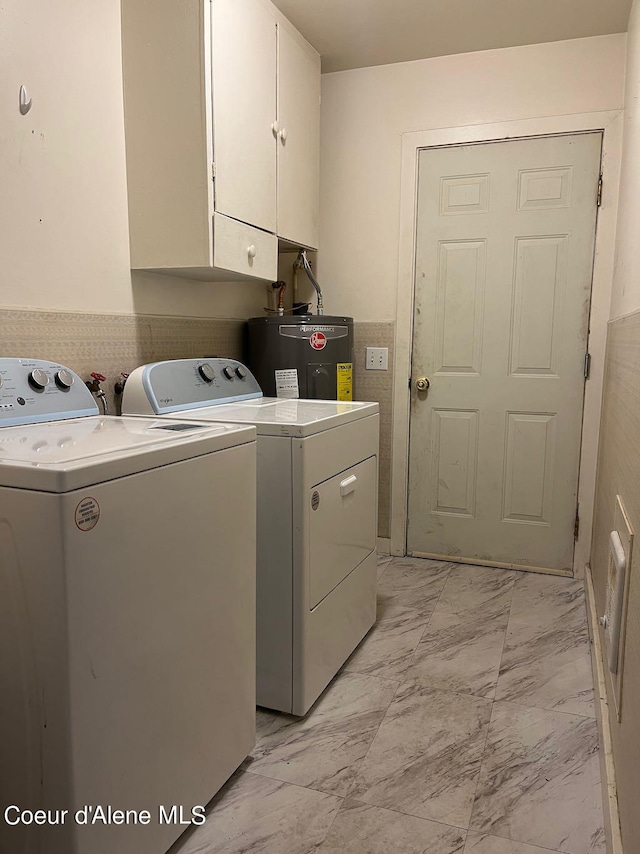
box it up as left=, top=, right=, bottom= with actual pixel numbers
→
left=19, top=85, right=32, bottom=115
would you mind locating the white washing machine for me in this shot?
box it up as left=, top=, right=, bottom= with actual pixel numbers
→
left=123, top=358, right=379, bottom=716
left=0, top=359, right=257, bottom=854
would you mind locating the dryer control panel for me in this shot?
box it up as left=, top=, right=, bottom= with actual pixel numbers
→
left=122, top=358, right=263, bottom=416
left=0, top=359, right=99, bottom=427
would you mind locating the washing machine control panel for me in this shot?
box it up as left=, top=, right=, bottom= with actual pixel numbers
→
left=123, top=358, right=263, bottom=415
left=0, top=359, right=99, bottom=426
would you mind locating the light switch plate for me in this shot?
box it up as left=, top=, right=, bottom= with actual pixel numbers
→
left=366, top=347, right=388, bottom=370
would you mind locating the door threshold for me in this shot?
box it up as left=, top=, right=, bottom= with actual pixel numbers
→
left=408, top=550, right=574, bottom=577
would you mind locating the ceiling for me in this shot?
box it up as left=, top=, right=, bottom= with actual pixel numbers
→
left=271, top=0, right=632, bottom=73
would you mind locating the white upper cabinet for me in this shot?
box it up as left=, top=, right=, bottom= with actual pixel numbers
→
left=121, top=0, right=319, bottom=282
left=212, top=0, right=277, bottom=234
left=276, top=21, right=321, bottom=250
left=122, top=0, right=214, bottom=274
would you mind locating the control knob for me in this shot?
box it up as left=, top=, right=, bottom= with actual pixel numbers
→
left=29, top=369, right=49, bottom=390
left=198, top=363, right=215, bottom=383
left=55, top=369, right=74, bottom=389
left=223, top=366, right=235, bottom=380
left=235, top=366, right=247, bottom=379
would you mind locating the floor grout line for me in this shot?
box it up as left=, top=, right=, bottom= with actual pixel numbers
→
left=464, top=826, right=567, bottom=853
left=332, top=557, right=457, bottom=817
left=399, top=559, right=456, bottom=673
left=490, top=570, right=520, bottom=706
left=489, top=696, right=598, bottom=720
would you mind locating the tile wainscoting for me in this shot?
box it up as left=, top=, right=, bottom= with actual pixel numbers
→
left=0, top=309, right=395, bottom=538
left=0, top=308, right=245, bottom=413
left=590, top=309, right=640, bottom=854
left=353, top=322, right=394, bottom=539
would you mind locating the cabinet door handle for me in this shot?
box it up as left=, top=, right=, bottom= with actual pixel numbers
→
left=271, top=121, right=279, bottom=136
left=279, top=127, right=288, bottom=143
left=247, top=245, right=257, bottom=259
left=340, top=474, right=357, bottom=496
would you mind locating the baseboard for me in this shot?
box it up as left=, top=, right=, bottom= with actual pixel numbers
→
left=409, top=550, right=573, bottom=577
left=376, top=537, right=391, bottom=555
left=585, top=563, right=624, bottom=854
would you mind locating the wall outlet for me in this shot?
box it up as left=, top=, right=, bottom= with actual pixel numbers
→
left=366, top=347, right=388, bottom=371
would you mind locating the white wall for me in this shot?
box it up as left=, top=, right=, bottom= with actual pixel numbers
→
left=0, top=0, right=265, bottom=319
left=611, top=2, right=640, bottom=319
left=319, top=34, right=626, bottom=321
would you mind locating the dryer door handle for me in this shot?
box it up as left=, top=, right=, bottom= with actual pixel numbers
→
left=340, top=474, right=358, bottom=496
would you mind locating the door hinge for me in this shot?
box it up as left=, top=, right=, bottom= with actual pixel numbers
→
left=597, top=174, right=603, bottom=207
left=574, top=507, right=580, bottom=541
left=408, top=376, right=412, bottom=390
left=584, top=352, right=591, bottom=380
left=211, top=162, right=216, bottom=180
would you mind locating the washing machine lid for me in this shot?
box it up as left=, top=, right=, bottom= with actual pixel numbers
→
left=169, top=398, right=380, bottom=437
left=0, top=416, right=255, bottom=492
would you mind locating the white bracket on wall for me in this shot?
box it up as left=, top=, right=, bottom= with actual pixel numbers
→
left=602, top=530, right=626, bottom=673
left=600, top=494, right=634, bottom=721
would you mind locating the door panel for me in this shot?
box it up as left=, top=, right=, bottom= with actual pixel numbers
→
left=431, top=409, right=479, bottom=517
left=407, top=133, right=602, bottom=572
left=435, top=240, right=486, bottom=375
left=502, top=412, right=557, bottom=524
left=510, top=235, right=567, bottom=376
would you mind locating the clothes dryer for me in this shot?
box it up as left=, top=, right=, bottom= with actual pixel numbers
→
left=123, top=358, right=378, bottom=716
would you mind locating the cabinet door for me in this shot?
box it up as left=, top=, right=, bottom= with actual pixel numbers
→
left=212, top=0, right=277, bottom=234
left=122, top=0, right=213, bottom=270
left=277, top=23, right=320, bottom=250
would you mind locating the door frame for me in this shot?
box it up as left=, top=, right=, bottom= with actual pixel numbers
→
left=390, top=111, right=623, bottom=576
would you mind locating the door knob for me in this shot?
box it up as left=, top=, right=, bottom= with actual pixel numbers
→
left=415, top=376, right=430, bottom=392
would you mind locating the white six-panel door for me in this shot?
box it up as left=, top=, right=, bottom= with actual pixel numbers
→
left=407, top=133, right=602, bottom=572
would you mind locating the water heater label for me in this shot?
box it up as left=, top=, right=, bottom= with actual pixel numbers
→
left=275, top=369, right=299, bottom=399
left=279, top=325, right=348, bottom=340
left=75, top=497, right=100, bottom=532
left=310, top=332, right=327, bottom=350
left=337, top=363, right=353, bottom=401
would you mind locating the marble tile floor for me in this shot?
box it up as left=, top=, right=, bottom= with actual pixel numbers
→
left=171, top=556, right=604, bottom=854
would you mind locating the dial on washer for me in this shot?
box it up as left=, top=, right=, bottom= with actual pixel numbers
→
left=29, top=369, right=49, bottom=390
left=198, top=363, right=216, bottom=383
left=55, top=369, right=74, bottom=389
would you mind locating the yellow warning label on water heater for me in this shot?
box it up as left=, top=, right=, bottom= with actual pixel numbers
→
left=336, top=363, right=353, bottom=401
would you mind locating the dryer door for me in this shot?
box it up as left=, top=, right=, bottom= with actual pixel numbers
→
left=308, top=455, right=377, bottom=609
